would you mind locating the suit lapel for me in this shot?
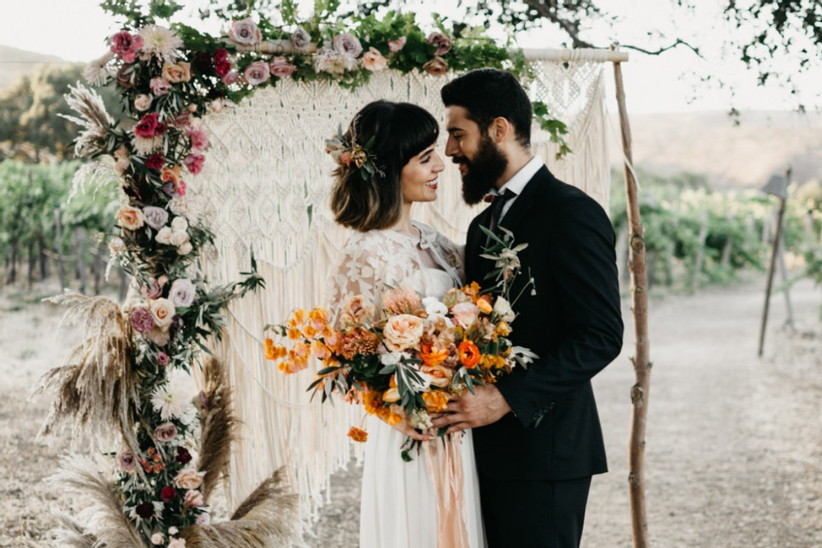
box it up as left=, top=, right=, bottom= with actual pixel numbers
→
left=497, top=165, right=552, bottom=237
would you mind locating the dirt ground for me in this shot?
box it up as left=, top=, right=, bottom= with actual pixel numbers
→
left=1, top=274, right=821, bottom=547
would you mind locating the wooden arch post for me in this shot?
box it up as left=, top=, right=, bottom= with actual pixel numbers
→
left=612, top=48, right=651, bottom=548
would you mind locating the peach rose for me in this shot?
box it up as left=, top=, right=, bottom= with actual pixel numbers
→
left=423, top=56, right=448, bottom=77
left=422, top=364, right=453, bottom=388
left=382, top=314, right=424, bottom=352
left=450, top=302, right=480, bottom=328
left=162, top=61, right=191, bottom=83
left=362, top=47, right=387, bottom=71
left=117, top=206, right=145, bottom=231
left=149, top=298, right=175, bottom=329
left=340, top=295, right=373, bottom=327
left=174, top=468, right=204, bottom=490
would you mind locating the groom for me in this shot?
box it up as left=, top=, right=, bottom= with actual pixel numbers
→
left=432, top=69, right=624, bottom=547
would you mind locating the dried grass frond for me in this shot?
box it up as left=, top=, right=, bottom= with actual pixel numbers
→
left=69, top=159, right=117, bottom=202
left=32, top=293, right=139, bottom=453
left=52, top=510, right=97, bottom=548
left=182, top=468, right=299, bottom=548
left=49, top=454, right=145, bottom=547
left=197, top=356, right=237, bottom=502
left=60, top=83, right=114, bottom=157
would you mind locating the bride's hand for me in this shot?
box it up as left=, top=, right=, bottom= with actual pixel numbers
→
left=391, top=419, right=435, bottom=442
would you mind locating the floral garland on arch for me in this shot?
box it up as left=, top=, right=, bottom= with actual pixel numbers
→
left=43, top=2, right=569, bottom=547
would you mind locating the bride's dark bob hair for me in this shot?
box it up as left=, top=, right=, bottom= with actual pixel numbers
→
left=330, top=100, right=439, bottom=232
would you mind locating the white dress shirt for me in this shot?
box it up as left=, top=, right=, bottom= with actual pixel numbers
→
left=492, top=155, right=545, bottom=221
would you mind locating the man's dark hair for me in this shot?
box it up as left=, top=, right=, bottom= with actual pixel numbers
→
left=330, top=101, right=439, bottom=232
left=440, top=68, right=532, bottom=147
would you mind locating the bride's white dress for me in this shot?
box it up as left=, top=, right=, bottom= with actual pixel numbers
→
left=328, top=221, right=486, bottom=548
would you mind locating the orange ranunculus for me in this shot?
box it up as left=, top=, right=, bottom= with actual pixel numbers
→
left=477, top=295, right=493, bottom=314
left=347, top=426, right=368, bottom=442
left=420, top=342, right=449, bottom=367
left=422, top=390, right=449, bottom=413
left=458, top=340, right=481, bottom=368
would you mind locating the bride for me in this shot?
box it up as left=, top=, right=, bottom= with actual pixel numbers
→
left=326, top=100, right=486, bottom=548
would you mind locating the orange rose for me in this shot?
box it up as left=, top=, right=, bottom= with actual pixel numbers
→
left=347, top=426, right=368, bottom=442
left=117, top=205, right=145, bottom=231
left=458, top=340, right=481, bottom=368
left=422, top=390, right=448, bottom=413
left=420, top=342, right=449, bottom=367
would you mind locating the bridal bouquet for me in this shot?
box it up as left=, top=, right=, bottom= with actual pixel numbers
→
left=264, top=227, right=536, bottom=460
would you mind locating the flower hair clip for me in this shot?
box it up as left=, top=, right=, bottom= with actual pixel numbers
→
left=325, top=125, right=381, bottom=180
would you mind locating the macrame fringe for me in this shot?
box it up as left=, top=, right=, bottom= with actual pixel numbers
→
left=189, top=61, right=610, bottom=530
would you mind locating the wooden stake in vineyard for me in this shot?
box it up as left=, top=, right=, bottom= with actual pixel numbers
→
left=613, top=51, right=652, bottom=548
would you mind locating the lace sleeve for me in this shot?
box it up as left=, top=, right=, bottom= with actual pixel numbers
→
left=327, top=237, right=383, bottom=324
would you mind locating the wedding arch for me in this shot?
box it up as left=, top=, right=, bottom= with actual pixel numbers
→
left=46, top=2, right=650, bottom=547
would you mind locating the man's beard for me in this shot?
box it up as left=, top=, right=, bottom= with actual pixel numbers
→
left=454, top=136, right=508, bottom=205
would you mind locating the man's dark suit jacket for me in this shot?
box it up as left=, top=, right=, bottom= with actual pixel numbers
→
left=466, top=165, right=624, bottom=481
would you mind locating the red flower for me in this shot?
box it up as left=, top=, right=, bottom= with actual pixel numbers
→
left=145, top=153, right=164, bottom=170
left=135, top=501, right=154, bottom=519
left=176, top=446, right=192, bottom=464
left=160, top=486, right=177, bottom=502
left=134, top=112, right=160, bottom=138
left=184, top=154, right=205, bottom=175
left=213, top=48, right=228, bottom=63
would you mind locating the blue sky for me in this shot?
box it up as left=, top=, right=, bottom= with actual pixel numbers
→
left=2, top=0, right=818, bottom=113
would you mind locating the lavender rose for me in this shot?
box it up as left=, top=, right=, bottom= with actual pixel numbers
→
left=290, top=27, right=311, bottom=52
left=242, top=60, right=270, bottom=86
left=150, top=76, right=171, bottom=96
left=332, top=33, right=363, bottom=58
left=129, top=307, right=156, bottom=333
left=154, top=422, right=178, bottom=442
left=228, top=18, right=262, bottom=46
left=168, top=278, right=196, bottom=308
left=142, top=206, right=169, bottom=230
left=426, top=32, right=452, bottom=56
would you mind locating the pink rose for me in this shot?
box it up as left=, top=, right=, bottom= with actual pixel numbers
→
left=184, top=489, right=204, bottom=508
left=110, top=31, right=144, bottom=63
left=183, top=154, right=205, bottom=174
left=109, top=236, right=126, bottom=255
left=150, top=77, right=171, bottom=96
left=269, top=56, right=296, bottom=78
left=116, top=450, right=138, bottom=472
left=117, top=205, right=145, bottom=230
left=382, top=314, right=424, bottom=352
left=228, top=18, right=262, bottom=46
left=186, top=127, right=209, bottom=154
left=157, top=352, right=170, bottom=366
left=129, top=307, right=155, bottom=333
left=387, top=36, right=406, bottom=53
left=140, top=275, right=168, bottom=299
left=362, top=47, right=388, bottom=71
left=150, top=532, right=164, bottom=545
left=332, top=33, right=363, bottom=58
left=450, top=302, right=480, bottom=328
left=174, top=468, right=204, bottom=489
left=221, top=70, right=239, bottom=85
left=423, top=56, right=449, bottom=77
left=242, top=60, right=270, bottom=86
left=426, top=32, right=452, bottom=56
left=154, top=422, right=178, bottom=442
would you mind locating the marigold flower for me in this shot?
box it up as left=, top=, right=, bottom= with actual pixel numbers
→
left=458, top=340, right=481, bottom=368
left=420, top=342, right=449, bottom=367
left=376, top=405, right=403, bottom=426
left=362, top=390, right=383, bottom=415
left=347, top=426, right=368, bottom=442
left=422, top=390, right=449, bottom=413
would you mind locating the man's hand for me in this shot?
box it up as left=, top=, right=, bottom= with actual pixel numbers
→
left=430, top=384, right=511, bottom=434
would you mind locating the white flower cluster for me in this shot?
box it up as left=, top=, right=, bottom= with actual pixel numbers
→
left=156, top=215, right=193, bottom=255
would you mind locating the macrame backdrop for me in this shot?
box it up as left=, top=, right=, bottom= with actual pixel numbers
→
left=190, top=51, right=611, bottom=527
